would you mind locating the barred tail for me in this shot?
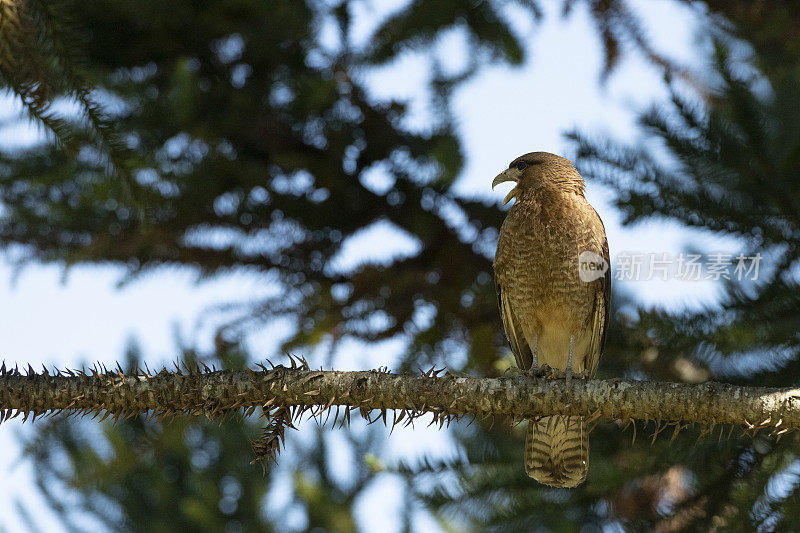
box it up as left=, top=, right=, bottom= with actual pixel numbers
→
left=525, top=415, right=588, bottom=488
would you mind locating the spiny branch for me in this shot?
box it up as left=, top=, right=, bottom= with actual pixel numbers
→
left=1, top=361, right=800, bottom=439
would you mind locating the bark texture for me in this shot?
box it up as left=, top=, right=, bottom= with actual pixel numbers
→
left=1, top=362, right=799, bottom=433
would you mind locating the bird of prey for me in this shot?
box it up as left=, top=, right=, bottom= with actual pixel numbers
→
left=492, top=152, right=610, bottom=488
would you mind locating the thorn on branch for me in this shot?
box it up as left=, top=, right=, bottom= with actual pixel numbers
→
left=251, top=405, right=294, bottom=472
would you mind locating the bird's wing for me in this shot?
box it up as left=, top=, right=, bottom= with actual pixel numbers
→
left=586, top=213, right=611, bottom=377
left=495, top=272, right=533, bottom=370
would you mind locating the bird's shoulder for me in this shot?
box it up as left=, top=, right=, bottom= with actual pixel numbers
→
left=582, top=199, right=608, bottom=240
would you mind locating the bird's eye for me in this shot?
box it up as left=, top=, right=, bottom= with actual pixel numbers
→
left=514, top=161, right=528, bottom=171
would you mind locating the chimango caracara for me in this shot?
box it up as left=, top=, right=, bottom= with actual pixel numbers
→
left=492, top=152, right=610, bottom=488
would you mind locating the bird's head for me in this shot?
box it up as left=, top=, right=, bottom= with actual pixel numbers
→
left=491, top=152, right=584, bottom=205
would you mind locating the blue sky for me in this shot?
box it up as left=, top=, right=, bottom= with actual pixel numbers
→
left=0, top=1, right=726, bottom=531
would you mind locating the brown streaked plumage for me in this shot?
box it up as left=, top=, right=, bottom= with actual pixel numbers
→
left=492, top=151, right=610, bottom=488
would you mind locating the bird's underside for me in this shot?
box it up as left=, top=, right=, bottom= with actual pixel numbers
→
left=492, top=151, right=610, bottom=488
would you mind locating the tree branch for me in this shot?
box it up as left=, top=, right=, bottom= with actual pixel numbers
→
left=1, top=362, right=799, bottom=434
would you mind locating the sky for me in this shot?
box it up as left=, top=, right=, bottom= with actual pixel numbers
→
left=0, top=1, right=723, bottom=531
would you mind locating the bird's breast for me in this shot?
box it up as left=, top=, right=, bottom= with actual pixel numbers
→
left=494, top=197, right=603, bottom=327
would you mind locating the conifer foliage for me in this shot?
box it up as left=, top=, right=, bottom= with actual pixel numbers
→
left=2, top=0, right=799, bottom=531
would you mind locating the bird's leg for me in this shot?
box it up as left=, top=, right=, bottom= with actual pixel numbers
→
left=529, top=335, right=553, bottom=378
left=566, top=335, right=575, bottom=386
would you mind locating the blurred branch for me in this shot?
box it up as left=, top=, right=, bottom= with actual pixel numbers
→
left=1, top=361, right=799, bottom=434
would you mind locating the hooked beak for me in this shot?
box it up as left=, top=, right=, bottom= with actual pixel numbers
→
left=492, top=169, right=519, bottom=206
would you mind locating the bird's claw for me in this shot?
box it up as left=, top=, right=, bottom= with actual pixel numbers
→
left=564, top=368, right=590, bottom=387
left=526, top=363, right=555, bottom=378
left=533, top=364, right=565, bottom=379
left=523, top=365, right=587, bottom=382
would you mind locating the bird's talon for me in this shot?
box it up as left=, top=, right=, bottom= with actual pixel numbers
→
left=537, top=365, right=566, bottom=380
